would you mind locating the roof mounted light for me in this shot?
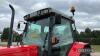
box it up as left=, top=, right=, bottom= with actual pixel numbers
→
left=70, top=5, right=76, bottom=16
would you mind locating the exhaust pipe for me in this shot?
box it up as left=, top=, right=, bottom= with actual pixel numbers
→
left=7, top=4, right=15, bottom=48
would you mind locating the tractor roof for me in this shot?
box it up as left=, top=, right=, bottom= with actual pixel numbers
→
left=24, top=8, right=74, bottom=22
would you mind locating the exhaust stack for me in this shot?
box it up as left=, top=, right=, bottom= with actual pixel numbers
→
left=7, top=4, right=15, bottom=48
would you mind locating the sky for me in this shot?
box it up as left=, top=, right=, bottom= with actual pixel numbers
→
left=0, top=0, right=100, bottom=33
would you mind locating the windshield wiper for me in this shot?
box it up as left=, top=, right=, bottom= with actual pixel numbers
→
left=42, top=32, right=48, bottom=56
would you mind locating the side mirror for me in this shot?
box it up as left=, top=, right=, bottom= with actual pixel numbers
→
left=17, top=21, right=26, bottom=31
left=72, top=23, right=76, bottom=31
left=55, top=14, right=61, bottom=24
left=17, top=23, right=20, bottom=29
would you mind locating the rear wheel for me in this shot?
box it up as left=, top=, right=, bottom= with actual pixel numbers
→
left=80, top=44, right=91, bottom=56
left=80, top=53, right=91, bottom=56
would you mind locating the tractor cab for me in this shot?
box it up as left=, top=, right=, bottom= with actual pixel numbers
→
left=22, top=8, right=75, bottom=56
left=0, top=5, right=91, bottom=56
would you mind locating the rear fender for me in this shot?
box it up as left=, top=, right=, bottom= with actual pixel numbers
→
left=67, top=42, right=87, bottom=56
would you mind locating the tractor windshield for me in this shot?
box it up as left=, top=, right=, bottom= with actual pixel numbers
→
left=53, top=18, right=73, bottom=47
left=23, top=18, right=50, bottom=47
left=23, top=17, right=73, bottom=47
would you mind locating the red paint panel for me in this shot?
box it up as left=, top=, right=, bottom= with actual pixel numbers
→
left=67, top=42, right=86, bottom=56
left=0, top=45, right=38, bottom=56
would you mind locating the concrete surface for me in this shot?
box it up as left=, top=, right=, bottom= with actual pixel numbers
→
left=0, top=42, right=17, bottom=46
left=91, top=52, right=100, bottom=56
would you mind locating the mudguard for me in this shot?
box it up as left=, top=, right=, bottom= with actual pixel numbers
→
left=0, top=45, right=38, bottom=56
left=67, top=42, right=88, bottom=56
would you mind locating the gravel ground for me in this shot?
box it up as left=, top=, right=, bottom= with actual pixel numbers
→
left=0, top=42, right=17, bottom=46
left=91, top=52, right=100, bottom=56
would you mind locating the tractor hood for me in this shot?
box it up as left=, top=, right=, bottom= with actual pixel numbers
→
left=0, top=45, right=38, bottom=56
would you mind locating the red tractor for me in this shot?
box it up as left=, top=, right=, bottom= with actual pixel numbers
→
left=0, top=4, right=91, bottom=56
